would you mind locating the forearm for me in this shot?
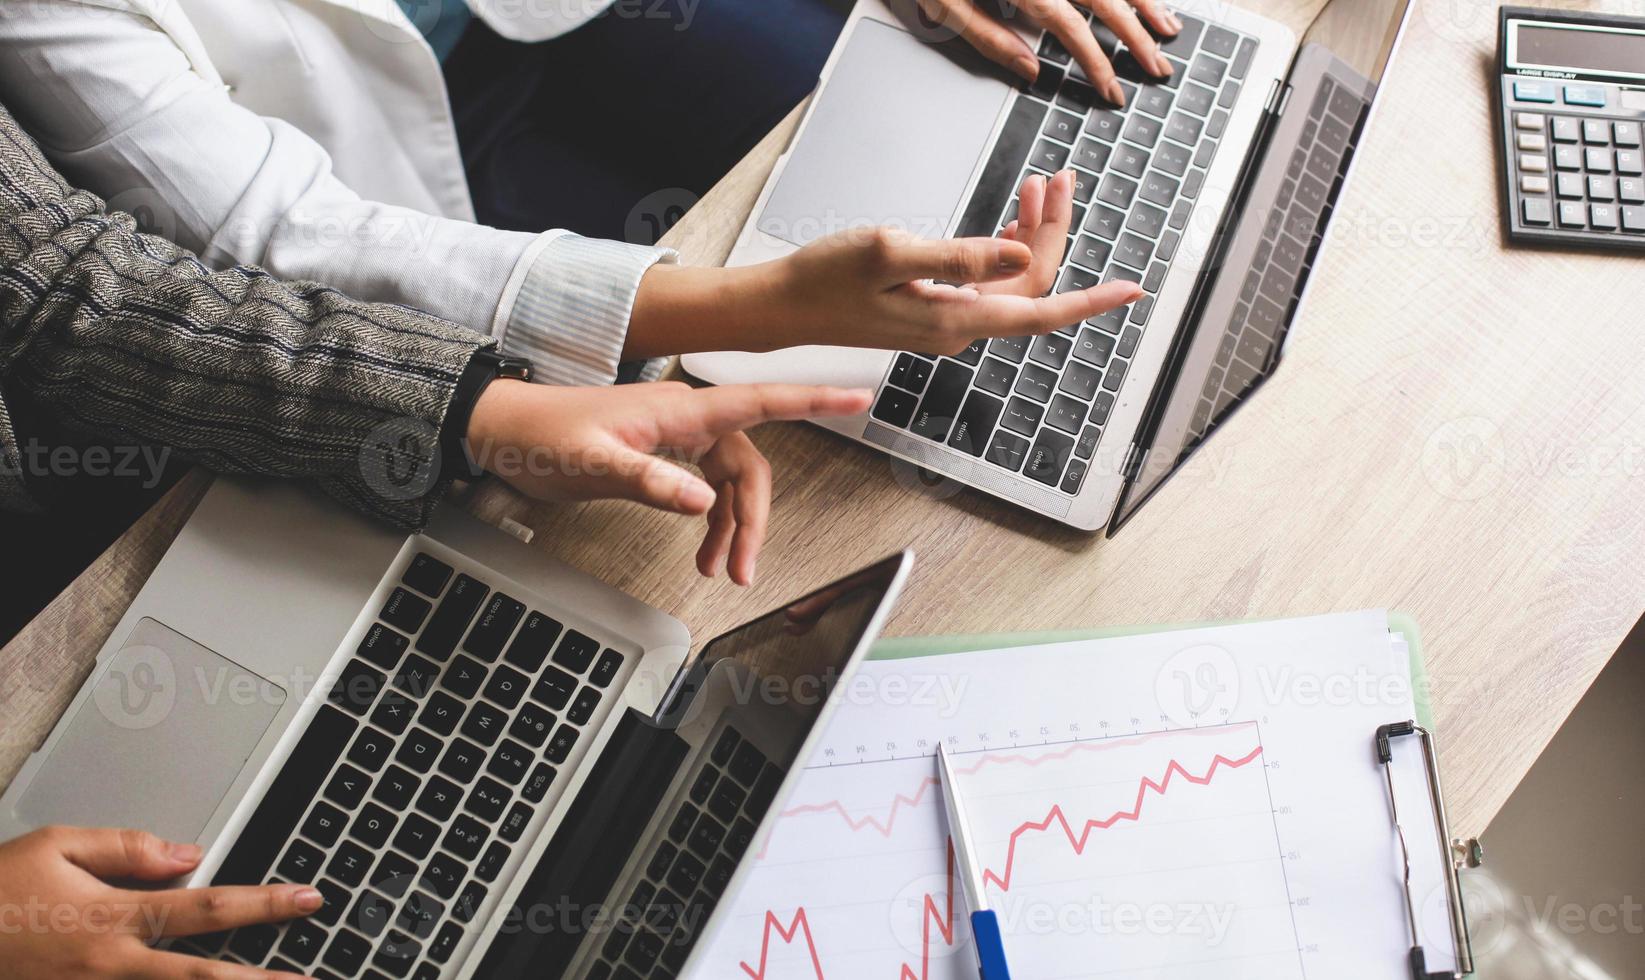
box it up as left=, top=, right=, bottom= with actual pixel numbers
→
left=626, top=261, right=793, bottom=359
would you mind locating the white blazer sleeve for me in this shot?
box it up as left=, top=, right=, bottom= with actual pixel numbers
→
left=0, top=1, right=668, bottom=387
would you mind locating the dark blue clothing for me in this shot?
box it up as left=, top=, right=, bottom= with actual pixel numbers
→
left=443, top=0, right=850, bottom=244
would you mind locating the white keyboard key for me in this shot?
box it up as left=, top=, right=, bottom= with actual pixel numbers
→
left=1517, top=132, right=1547, bottom=152
left=1615, top=121, right=1642, bottom=148
left=1519, top=174, right=1549, bottom=194
left=1519, top=152, right=1548, bottom=173
left=1515, top=112, right=1544, bottom=131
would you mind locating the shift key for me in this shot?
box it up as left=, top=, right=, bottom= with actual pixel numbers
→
left=910, top=360, right=974, bottom=443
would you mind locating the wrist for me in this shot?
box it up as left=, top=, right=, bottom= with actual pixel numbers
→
left=464, top=377, right=533, bottom=473
left=627, top=261, right=792, bottom=358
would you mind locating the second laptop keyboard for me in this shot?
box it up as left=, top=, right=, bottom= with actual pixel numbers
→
left=869, top=12, right=1258, bottom=496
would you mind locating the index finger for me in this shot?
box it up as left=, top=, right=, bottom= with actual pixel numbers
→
left=1024, top=0, right=1125, bottom=105
left=137, top=883, right=323, bottom=939
left=1081, top=0, right=1171, bottom=78
left=679, top=385, right=874, bottom=440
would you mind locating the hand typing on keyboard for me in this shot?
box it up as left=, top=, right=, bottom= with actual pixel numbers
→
left=0, top=826, right=320, bottom=979
left=916, top=0, right=1180, bottom=106
left=465, top=381, right=872, bottom=586
left=734, top=170, right=1142, bottom=359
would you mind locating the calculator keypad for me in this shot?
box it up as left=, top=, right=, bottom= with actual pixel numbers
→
left=1505, top=77, right=1645, bottom=244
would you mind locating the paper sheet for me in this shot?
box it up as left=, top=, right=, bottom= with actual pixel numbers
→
left=689, top=610, right=1457, bottom=978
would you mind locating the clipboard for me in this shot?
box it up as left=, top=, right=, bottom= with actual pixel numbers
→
left=867, top=611, right=1480, bottom=978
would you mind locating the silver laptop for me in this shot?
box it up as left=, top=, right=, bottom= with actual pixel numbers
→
left=0, top=476, right=911, bottom=979
left=683, top=0, right=1414, bottom=532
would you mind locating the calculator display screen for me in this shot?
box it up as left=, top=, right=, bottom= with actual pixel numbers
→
left=1512, top=22, right=1645, bottom=81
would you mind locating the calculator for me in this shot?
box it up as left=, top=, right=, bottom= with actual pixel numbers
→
left=1496, top=6, right=1645, bottom=249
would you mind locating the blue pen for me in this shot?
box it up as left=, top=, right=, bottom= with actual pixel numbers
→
left=937, top=743, right=1013, bottom=980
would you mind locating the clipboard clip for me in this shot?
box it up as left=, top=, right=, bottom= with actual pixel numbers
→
left=1375, top=721, right=1481, bottom=979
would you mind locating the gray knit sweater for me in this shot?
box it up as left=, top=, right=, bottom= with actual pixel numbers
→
left=0, top=100, right=495, bottom=527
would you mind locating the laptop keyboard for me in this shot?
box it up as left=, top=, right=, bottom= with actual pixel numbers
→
left=869, top=12, right=1257, bottom=495
left=174, top=551, right=628, bottom=980
left=1190, top=76, right=1370, bottom=443
left=587, top=725, right=784, bottom=979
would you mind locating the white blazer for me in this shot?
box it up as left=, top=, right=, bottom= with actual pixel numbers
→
left=0, top=0, right=671, bottom=386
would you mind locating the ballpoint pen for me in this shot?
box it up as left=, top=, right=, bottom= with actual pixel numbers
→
left=937, top=742, right=1013, bottom=980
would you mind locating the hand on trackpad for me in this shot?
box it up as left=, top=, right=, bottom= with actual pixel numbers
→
left=758, top=16, right=1013, bottom=246
left=16, top=619, right=285, bottom=845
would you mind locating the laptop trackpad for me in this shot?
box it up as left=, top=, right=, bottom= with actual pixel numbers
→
left=758, top=15, right=1012, bottom=246
left=17, top=618, right=285, bottom=843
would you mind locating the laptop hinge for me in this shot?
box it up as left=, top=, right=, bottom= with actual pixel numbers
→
left=1268, top=79, right=1291, bottom=115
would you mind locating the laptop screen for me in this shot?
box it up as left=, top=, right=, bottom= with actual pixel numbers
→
left=1110, top=0, right=1415, bottom=531
left=474, top=553, right=910, bottom=978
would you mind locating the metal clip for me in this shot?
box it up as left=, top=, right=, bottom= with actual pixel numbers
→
left=1375, top=721, right=1476, bottom=979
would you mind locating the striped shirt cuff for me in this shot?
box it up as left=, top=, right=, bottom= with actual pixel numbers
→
left=493, top=231, right=673, bottom=386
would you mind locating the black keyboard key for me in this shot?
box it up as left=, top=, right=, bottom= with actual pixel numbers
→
left=705, top=854, right=738, bottom=897
left=429, top=922, right=464, bottom=964
left=278, top=919, right=328, bottom=965
left=328, top=840, right=375, bottom=886
left=375, top=766, right=424, bottom=812
left=417, top=574, right=488, bottom=660
left=1042, top=107, right=1082, bottom=143
left=1061, top=360, right=1103, bottom=402
left=476, top=842, right=511, bottom=883
left=402, top=552, right=453, bottom=597
left=277, top=839, right=326, bottom=883
left=349, top=890, right=395, bottom=938
left=552, top=630, right=601, bottom=673
left=871, top=386, right=918, bottom=427
left=1159, top=13, right=1204, bottom=57
left=1085, top=108, right=1123, bottom=143
left=301, top=801, right=349, bottom=848
left=1097, top=173, right=1137, bottom=209
left=909, top=359, right=973, bottom=443
left=1029, top=136, right=1070, bottom=172
left=1029, top=333, right=1072, bottom=369
left=667, top=851, right=706, bottom=897
left=532, top=667, right=578, bottom=710
left=889, top=352, right=934, bottom=392
left=567, top=686, right=602, bottom=725
left=380, top=588, right=432, bottom=635
left=329, top=660, right=387, bottom=717
left=395, top=726, right=443, bottom=774
left=1103, top=357, right=1129, bottom=392
left=1091, top=391, right=1116, bottom=426
left=1027, top=60, right=1064, bottom=101
left=1025, top=428, right=1075, bottom=485
left=357, top=624, right=410, bottom=671
left=462, top=700, right=508, bottom=746
left=348, top=725, right=395, bottom=773
left=323, top=929, right=371, bottom=974
left=393, top=653, right=442, bottom=700
left=1139, top=171, right=1180, bottom=207
left=1207, top=108, right=1229, bottom=139
left=668, top=803, right=700, bottom=844
left=439, top=738, right=485, bottom=783
left=589, top=649, right=625, bottom=688
left=396, top=890, right=445, bottom=939
left=500, top=800, right=533, bottom=843
left=488, top=739, right=534, bottom=785
left=441, top=654, right=488, bottom=700
left=1117, top=325, right=1142, bottom=359
left=1085, top=204, right=1126, bottom=241
left=1014, top=362, right=1058, bottom=403
left=444, top=815, right=489, bottom=860
left=228, top=923, right=278, bottom=963
left=747, top=763, right=785, bottom=819
left=708, top=777, right=748, bottom=824
left=464, top=593, right=524, bottom=662
left=1114, top=232, right=1155, bottom=270
left=647, top=841, right=679, bottom=882
left=454, top=880, right=489, bottom=923
left=1076, top=424, right=1102, bottom=460
left=987, top=336, right=1029, bottom=364
left=418, top=690, right=465, bottom=736
left=350, top=802, right=398, bottom=849
left=421, top=855, right=467, bottom=901
left=1069, top=235, right=1112, bottom=273
left=1155, top=139, right=1191, bottom=176
left=1189, top=53, right=1226, bottom=88
left=975, top=356, right=1018, bottom=398
left=523, top=762, right=558, bottom=803
left=373, top=852, right=421, bottom=898
left=393, top=813, right=441, bottom=860
left=688, top=813, right=727, bottom=859
left=1073, top=328, right=1115, bottom=368
left=1202, top=25, right=1238, bottom=58
left=1123, top=114, right=1162, bottom=148
left=1135, top=85, right=1174, bottom=119
left=711, top=728, right=741, bottom=766
left=504, top=611, right=563, bottom=672
left=467, top=776, right=512, bottom=821
left=510, top=702, right=558, bottom=748
left=955, top=339, right=987, bottom=365
left=417, top=774, right=463, bottom=821
left=1001, top=396, right=1044, bottom=437
left=371, top=684, right=418, bottom=733
left=1071, top=136, right=1111, bottom=173
left=375, top=930, right=423, bottom=976
left=1047, top=394, right=1088, bottom=434
left=314, top=879, right=350, bottom=927
left=545, top=724, right=580, bottom=764
left=958, top=96, right=1046, bottom=237
left=947, top=390, right=1004, bottom=457
left=729, top=740, right=767, bottom=786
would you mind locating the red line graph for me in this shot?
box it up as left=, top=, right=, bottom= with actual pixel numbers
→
left=777, top=724, right=1257, bottom=840
left=741, top=730, right=1264, bottom=979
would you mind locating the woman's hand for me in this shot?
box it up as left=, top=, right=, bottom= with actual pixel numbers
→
left=466, top=380, right=871, bottom=586
left=628, top=170, right=1144, bottom=360
left=920, top=0, right=1181, bottom=105
left=0, top=826, right=320, bottom=979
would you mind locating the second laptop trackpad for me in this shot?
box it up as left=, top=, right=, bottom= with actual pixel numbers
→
left=16, top=618, right=284, bottom=844
left=758, top=16, right=1012, bottom=246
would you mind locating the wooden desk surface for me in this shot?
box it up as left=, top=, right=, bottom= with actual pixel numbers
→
left=3, top=0, right=1641, bottom=841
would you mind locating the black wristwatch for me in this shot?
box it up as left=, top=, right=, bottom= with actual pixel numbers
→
left=442, top=350, right=533, bottom=480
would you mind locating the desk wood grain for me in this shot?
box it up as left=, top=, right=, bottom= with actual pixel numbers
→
left=3, top=0, right=1641, bottom=841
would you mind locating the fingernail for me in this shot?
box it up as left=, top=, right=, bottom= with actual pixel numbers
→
left=1106, top=80, right=1127, bottom=107
left=1155, top=53, right=1174, bottom=76
left=169, top=842, right=202, bottom=862
left=997, top=243, right=1030, bottom=272
left=1169, top=13, right=1184, bottom=31
left=1014, top=55, right=1039, bottom=81
left=680, top=481, right=715, bottom=512
left=294, top=888, right=324, bottom=912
